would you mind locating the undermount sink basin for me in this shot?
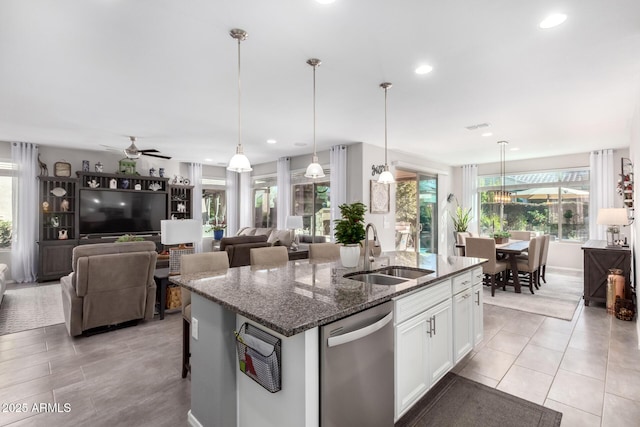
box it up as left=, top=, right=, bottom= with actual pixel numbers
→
left=344, top=273, right=408, bottom=286
left=375, top=266, right=434, bottom=280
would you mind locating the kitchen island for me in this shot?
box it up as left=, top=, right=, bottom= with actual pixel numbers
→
left=171, top=252, right=486, bottom=427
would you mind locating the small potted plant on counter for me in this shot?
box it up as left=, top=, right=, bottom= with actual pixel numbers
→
left=492, top=230, right=511, bottom=244
left=212, top=224, right=226, bottom=240
left=334, top=202, right=367, bottom=267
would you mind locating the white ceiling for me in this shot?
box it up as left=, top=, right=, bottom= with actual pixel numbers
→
left=1, top=0, right=639, bottom=167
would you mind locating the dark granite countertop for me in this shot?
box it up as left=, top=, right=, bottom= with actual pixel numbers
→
left=170, top=252, right=485, bottom=337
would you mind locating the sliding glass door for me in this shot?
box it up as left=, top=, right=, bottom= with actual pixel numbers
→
left=418, top=174, right=438, bottom=254
left=395, top=170, right=438, bottom=254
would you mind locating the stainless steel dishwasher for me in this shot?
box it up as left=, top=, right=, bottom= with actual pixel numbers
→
left=320, top=301, right=394, bottom=427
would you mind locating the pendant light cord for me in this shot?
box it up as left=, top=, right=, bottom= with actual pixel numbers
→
left=237, top=37, right=242, bottom=150
left=384, top=86, right=388, bottom=165
left=313, top=63, right=316, bottom=156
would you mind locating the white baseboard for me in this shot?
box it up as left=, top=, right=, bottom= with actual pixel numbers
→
left=187, top=410, right=203, bottom=427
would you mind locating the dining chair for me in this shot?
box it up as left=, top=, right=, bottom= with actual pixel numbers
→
left=465, top=237, right=509, bottom=296
left=456, top=232, right=471, bottom=256
left=250, top=246, right=289, bottom=267
left=515, top=236, right=541, bottom=294
left=538, top=234, right=550, bottom=284
left=180, top=252, right=230, bottom=378
left=509, top=230, right=531, bottom=241
left=309, top=242, right=341, bottom=262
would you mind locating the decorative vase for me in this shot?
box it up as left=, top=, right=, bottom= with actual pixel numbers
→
left=494, top=237, right=509, bottom=244
left=121, top=179, right=130, bottom=189
left=213, top=229, right=224, bottom=240
left=58, top=229, right=68, bottom=240
left=609, top=268, right=625, bottom=301
left=340, top=244, right=361, bottom=268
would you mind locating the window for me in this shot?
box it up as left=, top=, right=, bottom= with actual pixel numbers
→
left=253, top=176, right=277, bottom=228
left=478, top=168, right=590, bottom=242
left=0, top=161, right=12, bottom=248
left=291, top=169, right=331, bottom=242
left=202, top=178, right=226, bottom=232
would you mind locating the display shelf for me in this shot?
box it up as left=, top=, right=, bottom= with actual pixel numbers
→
left=76, top=171, right=169, bottom=192
left=168, top=185, right=193, bottom=220
left=618, top=158, right=634, bottom=209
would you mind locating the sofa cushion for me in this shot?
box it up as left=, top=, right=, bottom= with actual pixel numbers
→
left=219, top=235, right=268, bottom=252
left=268, top=229, right=294, bottom=248
left=237, top=227, right=256, bottom=236
left=254, top=228, right=274, bottom=238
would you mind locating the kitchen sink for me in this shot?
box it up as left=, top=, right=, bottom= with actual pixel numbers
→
left=375, top=266, right=434, bottom=279
left=344, top=273, right=408, bottom=286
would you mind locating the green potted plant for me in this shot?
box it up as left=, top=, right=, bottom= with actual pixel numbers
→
left=334, top=202, right=367, bottom=267
left=492, top=230, right=511, bottom=244
left=450, top=206, right=472, bottom=233
left=115, top=234, right=144, bottom=243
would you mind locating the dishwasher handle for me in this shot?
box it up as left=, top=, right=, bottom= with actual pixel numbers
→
left=327, top=311, right=393, bottom=348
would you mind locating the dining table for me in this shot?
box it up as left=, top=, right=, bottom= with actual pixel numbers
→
left=495, top=239, right=530, bottom=293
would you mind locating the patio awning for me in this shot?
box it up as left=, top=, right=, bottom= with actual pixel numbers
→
left=511, top=187, right=589, bottom=200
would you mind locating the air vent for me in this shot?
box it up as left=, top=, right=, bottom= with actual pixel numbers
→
left=465, top=123, right=490, bottom=130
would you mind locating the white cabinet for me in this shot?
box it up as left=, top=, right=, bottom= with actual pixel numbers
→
left=394, top=281, right=453, bottom=420
left=472, top=282, right=484, bottom=345
left=426, top=299, right=453, bottom=385
left=452, top=286, right=473, bottom=363
left=395, top=311, right=430, bottom=416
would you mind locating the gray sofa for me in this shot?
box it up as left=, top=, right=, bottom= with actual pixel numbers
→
left=0, top=263, right=6, bottom=305
left=60, top=241, right=157, bottom=336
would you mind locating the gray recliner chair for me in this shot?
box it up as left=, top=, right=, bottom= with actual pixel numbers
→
left=60, top=241, right=157, bottom=336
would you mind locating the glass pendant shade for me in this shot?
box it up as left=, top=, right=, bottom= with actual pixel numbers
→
left=124, top=137, right=141, bottom=159
left=227, top=145, right=252, bottom=172
left=305, top=155, right=324, bottom=178
left=378, top=167, right=395, bottom=184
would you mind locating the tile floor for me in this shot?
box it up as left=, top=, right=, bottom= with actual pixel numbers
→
left=0, top=276, right=639, bottom=426
left=453, top=299, right=640, bottom=426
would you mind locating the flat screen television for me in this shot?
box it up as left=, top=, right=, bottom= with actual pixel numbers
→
left=79, top=189, right=167, bottom=236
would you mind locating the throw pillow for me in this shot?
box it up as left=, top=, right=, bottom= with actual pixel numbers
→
left=238, top=227, right=256, bottom=236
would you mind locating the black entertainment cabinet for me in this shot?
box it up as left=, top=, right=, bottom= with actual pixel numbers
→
left=37, top=171, right=193, bottom=282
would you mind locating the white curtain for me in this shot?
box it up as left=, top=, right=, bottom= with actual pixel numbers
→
left=589, top=149, right=615, bottom=240
left=330, top=145, right=348, bottom=241
left=11, top=142, right=39, bottom=283
left=240, top=171, right=252, bottom=228
left=226, top=170, right=239, bottom=236
left=187, top=163, right=203, bottom=252
left=277, top=157, right=291, bottom=230
left=461, top=164, right=479, bottom=234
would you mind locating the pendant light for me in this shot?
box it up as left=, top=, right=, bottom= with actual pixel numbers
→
left=494, top=140, right=511, bottom=203
left=378, top=82, right=395, bottom=184
left=227, top=29, right=252, bottom=173
left=124, top=136, right=141, bottom=159
left=304, top=58, right=325, bottom=178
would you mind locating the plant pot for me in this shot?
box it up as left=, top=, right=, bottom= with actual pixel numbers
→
left=213, top=229, right=224, bottom=240
left=340, top=244, right=361, bottom=268
left=494, top=237, right=509, bottom=244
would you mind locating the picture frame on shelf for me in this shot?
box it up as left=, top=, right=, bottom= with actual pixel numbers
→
left=54, top=161, right=72, bottom=177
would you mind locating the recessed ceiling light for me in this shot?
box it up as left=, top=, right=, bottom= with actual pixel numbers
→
left=539, top=13, right=567, bottom=29
left=266, top=139, right=277, bottom=144
left=315, top=0, right=336, bottom=4
left=481, top=132, right=493, bottom=137
left=294, top=142, right=308, bottom=147
left=415, top=64, right=434, bottom=75
left=204, top=158, right=212, bottom=162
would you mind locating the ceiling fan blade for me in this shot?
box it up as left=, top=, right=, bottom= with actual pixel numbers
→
left=139, top=149, right=160, bottom=153
left=142, top=152, right=172, bottom=160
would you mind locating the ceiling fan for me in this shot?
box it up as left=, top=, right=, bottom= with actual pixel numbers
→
left=102, top=136, right=172, bottom=160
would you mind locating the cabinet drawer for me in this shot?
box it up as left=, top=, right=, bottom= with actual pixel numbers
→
left=452, top=271, right=474, bottom=294
left=472, top=267, right=483, bottom=285
left=394, top=279, right=451, bottom=324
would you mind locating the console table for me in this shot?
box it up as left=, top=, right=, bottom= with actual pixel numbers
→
left=581, top=240, right=632, bottom=306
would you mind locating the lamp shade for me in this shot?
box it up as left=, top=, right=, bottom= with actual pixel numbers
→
left=227, top=151, right=252, bottom=173
left=286, top=215, right=304, bottom=230
left=161, top=219, right=202, bottom=245
left=304, top=158, right=325, bottom=179
left=596, top=208, right=628, bottom=225
left=378, top=169, right=395, bottom=184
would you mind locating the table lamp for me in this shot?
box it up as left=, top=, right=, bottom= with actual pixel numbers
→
left=161, top=219, right=202, bottom=275
left=286, top=215, right=304, bottom=251
left=596, top=208, right=628, bottom=247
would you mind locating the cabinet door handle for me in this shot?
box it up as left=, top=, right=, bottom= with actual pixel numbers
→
left=426, top=318, right=433, bottom=337
left=432, top=315, right=436, bottom=336
left=475, top=290, right=480, bottom=305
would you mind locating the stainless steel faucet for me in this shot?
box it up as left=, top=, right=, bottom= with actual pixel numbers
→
left=363, top=223, right=381, bottom=271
